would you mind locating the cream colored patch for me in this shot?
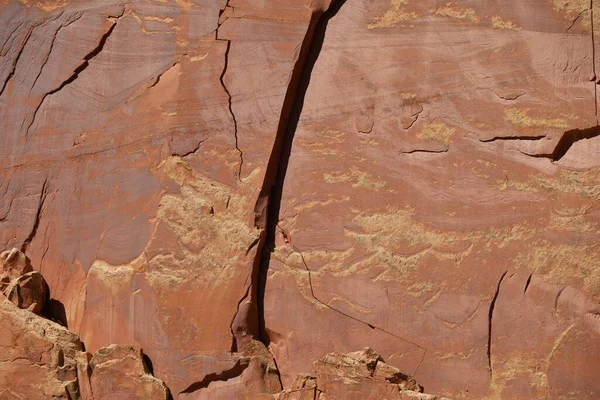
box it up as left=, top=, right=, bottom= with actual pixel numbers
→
left=502, top=168, right=600, bottom=199
left=491, top=16, right=520, bottom=30
left=148, top=157, right=260, bottom=288
left=430, top=2, right=479, bottom=23
left=87, top=260, right=136, bottom=295
left=504, top=108, right=570, bottom=129
left=367, top=0, right=418, bottom=29
left=513, top=241, right=600, bottom=294
left=417, top=122, right=456, bottom=144
left=323, top=166, right=386, bottom=189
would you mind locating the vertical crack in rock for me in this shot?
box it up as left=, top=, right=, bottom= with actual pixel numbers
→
left=179, top=359, right=249, bottom=394
left=29, top=13, right=83, bottom=96
left=20, top=178, right=49, bottom=254
left=22, top=9, right=124, bottom=139
left=488, top=270, right=508, bottom=380
left=591, top=0, right=598, bottom=124
left=216, top=2, right=243, bottom=182
left=524, top=274, right=533, bottom=295
left=253, top=0, right=348, bottom=350
left=0, top=25, right=35, bottom=97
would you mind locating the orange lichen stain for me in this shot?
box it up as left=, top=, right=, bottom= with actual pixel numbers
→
left=430, top=2, right=479, bottom=23
left=491, top=16, right=520, bottom=30
left=367, top=0, right=418, bottom=29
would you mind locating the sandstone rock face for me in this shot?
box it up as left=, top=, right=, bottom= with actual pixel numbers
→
left=0, top=261, right=170, bottom=399
left=86, top=345, right=169, bottom=400
left=1, top=0, right=600, bottom=398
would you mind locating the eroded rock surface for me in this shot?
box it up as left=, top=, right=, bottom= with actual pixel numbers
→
left=1, top=0, right=599, bottom=398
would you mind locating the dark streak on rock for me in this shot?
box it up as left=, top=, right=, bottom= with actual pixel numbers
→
left=399, top=148, right=449, bottom=154
left=524, top=274, right=533, bottom=295
left=216, top=1, right=243, bottom=182
left=555, top=286, right=567, bottom=310
left=488, top=270, right=508, bottom=380
left=174, top=140, right=205, bottom=158
left=480, top=135, right=546, bottom=143
left=591, top=0, right=598, bottom=124
left=179, top=359, right=249, bottom=394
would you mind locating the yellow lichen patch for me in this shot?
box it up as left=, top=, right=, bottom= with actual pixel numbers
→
left=367, top=0, right=418, bottom=29
left=491, top=16, right=520, bottom=30
left=300, top=140, right=338, bottom=155
left=130, top=12, right=163, bottom=35
left=342, top=207, right=545, bottom=282
left=549, top=212, right=595, bottom=232
left=490, top=352, right=549, bottom=399
left=323, top=166, right=386, bottom=189
left=513, top=241, right=600, bottom=294
left=16, top=0, right=67, bottom=11
left=504, top=108, right=570, bottom=129
left=300, top=129, right=346, bottom=156
left=175, top=0, right=195, bottom=10
left=400, top=92, right=417, bottom=100
left=430, top=2, right=479, bottom=23
left=503, top=168, right=600, bottom=199
left=417, top=122, right=456, bottom=144
left=148, top=157, right=259, bottom=288
left=551, top=0, right=589, bottom=18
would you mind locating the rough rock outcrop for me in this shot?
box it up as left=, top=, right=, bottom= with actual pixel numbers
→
left=85, top=345, right=170, bottom=400
left=1, top=0, right=600, bottom=398
left=273, top=348, right=446, bottom=400
left=0, top=298, right=82, bottom=399
left=0, top=253, right=170, bottom=399
left=0, top=248, right=48, bottom=314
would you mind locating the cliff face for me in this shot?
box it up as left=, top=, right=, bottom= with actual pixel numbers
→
left=0, top=0, right=599, bottom=398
